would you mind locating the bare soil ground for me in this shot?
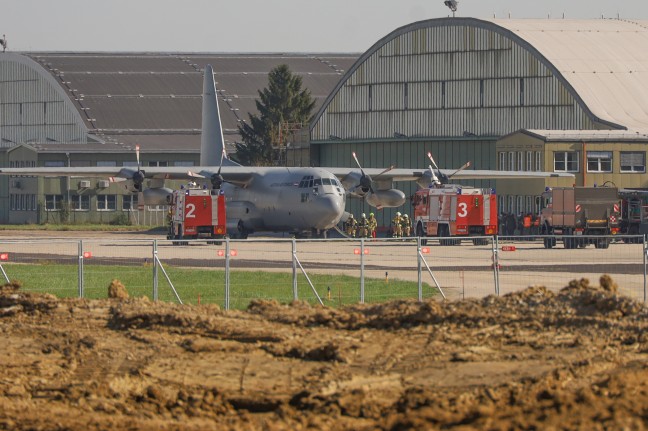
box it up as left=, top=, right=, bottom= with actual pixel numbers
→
left=1, top=275, right=647, bottom=430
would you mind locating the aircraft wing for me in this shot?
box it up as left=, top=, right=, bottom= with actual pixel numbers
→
left=324, top=167, right=574, bottom=186
left=0, top=165, right=257, bottom=187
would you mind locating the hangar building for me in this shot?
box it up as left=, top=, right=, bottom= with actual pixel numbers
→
left=2, top=18, right=648, bottom=230
left=310, top=18, right=648, bottom=225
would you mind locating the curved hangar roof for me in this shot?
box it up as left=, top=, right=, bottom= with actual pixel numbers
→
left=1, top=52, right=358, bottom=153
left=311, top=18, right=648, bottom=141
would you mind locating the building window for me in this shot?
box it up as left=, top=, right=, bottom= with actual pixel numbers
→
left=586, top=151, right=612, bottom=173
left=122, top=194, right=139, bottom=211
left=404, top=82, right=408, bottom=111
left=97, top=195, right=117, bottom=211
left=526, top=151, right=533, bottom=172
left=517, top=152, right=524, bottom=171
left=174, top=161, right=195, bottom=167
left=508, top=195, right=515, bottom=214
left=45, top=194, right=64, bottom=211
left=535, top=151, right=542, bottom=171
left=479, top=79, right=484, bottom=108
left=508, top=152, right=515, bottom=171
left=147, top=161, right=169, bottom=167
left=441, top=81, right=446, bottom=109
left=44, top=161, right=65, bottom=167
left=71, top=194, right=90, bottom=211
left=498, top=152, right=506, bottom=170
left=97, top=161, right=117, bottom=167
left=554, top=151, right=579, bottom=172
left=620, top=152, right=646, bottom=173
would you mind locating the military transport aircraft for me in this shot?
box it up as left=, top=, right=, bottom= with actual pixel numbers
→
left=0, top=65, right=573, bottom=238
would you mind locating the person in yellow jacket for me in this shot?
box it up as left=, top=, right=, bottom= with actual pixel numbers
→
left=392, top=212, right=403, bottom=238
left=344, top=214, right=357, bottom=237
left=401, top=214, right=412, bottom=237
left=358, top=213, right=369, bottom=238
left=367, top=213, right=378, bottom=238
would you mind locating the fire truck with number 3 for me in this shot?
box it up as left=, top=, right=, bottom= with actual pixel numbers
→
left=413, top=185, right=498, bottom=245
left=412, top=152, right=497, bottom=245
left=167, top=186, right=227, bottom=245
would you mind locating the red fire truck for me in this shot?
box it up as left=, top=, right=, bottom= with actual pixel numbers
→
left=413, top=185, right=498, bottom=245
left=167, top=187, right=227, bottom=245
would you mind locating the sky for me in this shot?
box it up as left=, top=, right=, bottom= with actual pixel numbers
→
left=3, top=0, right=648, bottom=53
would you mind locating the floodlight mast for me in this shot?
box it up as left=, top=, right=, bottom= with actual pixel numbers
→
left=444, top=0, right=458, bottom=17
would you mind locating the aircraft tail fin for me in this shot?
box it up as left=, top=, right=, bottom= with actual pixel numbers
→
left=201, top=64, right=239, bottom=167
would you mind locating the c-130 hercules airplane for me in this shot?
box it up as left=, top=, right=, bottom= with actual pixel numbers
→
left=0, top=65, right=573, bottom=238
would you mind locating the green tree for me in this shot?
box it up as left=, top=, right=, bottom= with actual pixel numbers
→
left=233, top=64, right=315, bottom=166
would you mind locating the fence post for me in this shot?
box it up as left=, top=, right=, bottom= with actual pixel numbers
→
left=225, top=237, right=231, bottom=310
left=360, top=237, right=365, bottom=304
left=417, top=237, right=422, bottom=302
left=77, top=240, right=84, bottom=298
left=642, top=235, right=648, bottom=304
left=292, top=238, right=298, bottom=301
left=492, top=236, right=500, bottom=296
left=152, top=239, right=158, bottom=301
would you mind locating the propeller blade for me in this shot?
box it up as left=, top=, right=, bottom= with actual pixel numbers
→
left=352, top=152, right=364, bottom=173
left=136, top=144, right=141, bottom=170
left=427, top=152, right=440, bottom=171
left=374, top=165, right=395, bottom=179
left=449, top=161, right=471, bottom=178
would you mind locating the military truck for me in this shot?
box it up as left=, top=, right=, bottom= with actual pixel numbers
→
left=540, top=186, right=620, bottom=249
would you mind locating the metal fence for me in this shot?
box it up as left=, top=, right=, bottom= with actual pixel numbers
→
left=1, top=235, right=646, bottom=309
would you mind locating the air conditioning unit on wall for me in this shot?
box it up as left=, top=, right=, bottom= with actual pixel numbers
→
left=97, top=180, right=109, bottom=188
left=78, top=180, right=91, bottom=189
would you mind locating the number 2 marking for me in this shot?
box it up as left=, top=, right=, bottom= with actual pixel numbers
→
left=458, top=202, right=468, bottom=217
left=186, top=203, right=196, bottom=218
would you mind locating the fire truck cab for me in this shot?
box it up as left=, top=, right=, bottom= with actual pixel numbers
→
left=413, top=185, right=497, bottom=245
left=167, top=186, right=227, bottom=245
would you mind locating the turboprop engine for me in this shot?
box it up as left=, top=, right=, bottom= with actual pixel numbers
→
left=342, top=152, right=406, bottom=208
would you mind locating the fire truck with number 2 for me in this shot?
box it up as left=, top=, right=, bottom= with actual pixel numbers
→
left=412, top=152, right=497, bottom=245
left=167, top=186, right=227, bottom=244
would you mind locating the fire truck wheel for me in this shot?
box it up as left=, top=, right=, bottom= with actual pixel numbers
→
left=594, top=238, right=610, bottom=249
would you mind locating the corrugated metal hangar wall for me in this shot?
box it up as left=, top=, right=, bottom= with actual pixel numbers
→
left=310, top=18, right=609, bottom=227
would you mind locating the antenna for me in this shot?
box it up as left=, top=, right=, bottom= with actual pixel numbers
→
left=443, top=0, right=458, bottom=17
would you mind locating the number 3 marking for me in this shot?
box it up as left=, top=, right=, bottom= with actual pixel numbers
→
left=186, top=203, right=196, bottom=218
left=457, top=202, right=468, bottom=217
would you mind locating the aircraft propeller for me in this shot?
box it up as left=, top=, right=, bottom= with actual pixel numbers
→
left=132, top=144, right=146, bottom=191
left=424, top=151, right=471, bottom=186
left=348, top=152, right=403, bottom=208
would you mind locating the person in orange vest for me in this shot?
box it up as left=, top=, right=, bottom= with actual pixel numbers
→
left=523, top=213, right=532, bottom=236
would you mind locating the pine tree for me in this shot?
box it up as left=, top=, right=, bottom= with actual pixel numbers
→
left=233, top=64, right=315, bottom=166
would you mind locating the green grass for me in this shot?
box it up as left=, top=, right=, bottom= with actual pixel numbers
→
left=1, top=262, right=436, bottom=309
left=0, top=224, right=163, bottom=232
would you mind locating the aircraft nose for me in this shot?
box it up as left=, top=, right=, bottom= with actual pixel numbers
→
left=313, top=193, right=345, bottom=229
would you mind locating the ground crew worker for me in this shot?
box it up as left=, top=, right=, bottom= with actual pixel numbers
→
left=401, top=214, right=412, bottom=237
left=358, top=213, right=369, bottom=238
left=368, top=213, right=378, bottom=238
left=523, top=213, right=532, bottom=235
left=392, top=212, right=403, bottom=238
left=344, top=214, right=357, bottom=238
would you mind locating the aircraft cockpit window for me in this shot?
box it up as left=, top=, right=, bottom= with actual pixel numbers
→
left=314, top=178, right=322, bottom=186
left=308, top=180, right=314, bottom=188
left=322, top=178, right=332, bottom=185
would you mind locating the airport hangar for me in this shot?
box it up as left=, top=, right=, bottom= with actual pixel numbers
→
left=2, top=17, right=648, bottom=230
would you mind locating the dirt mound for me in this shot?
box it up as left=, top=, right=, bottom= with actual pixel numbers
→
left=1, top=276, right=647, bottom=430
left=108, top=279, right=129, bottom=299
